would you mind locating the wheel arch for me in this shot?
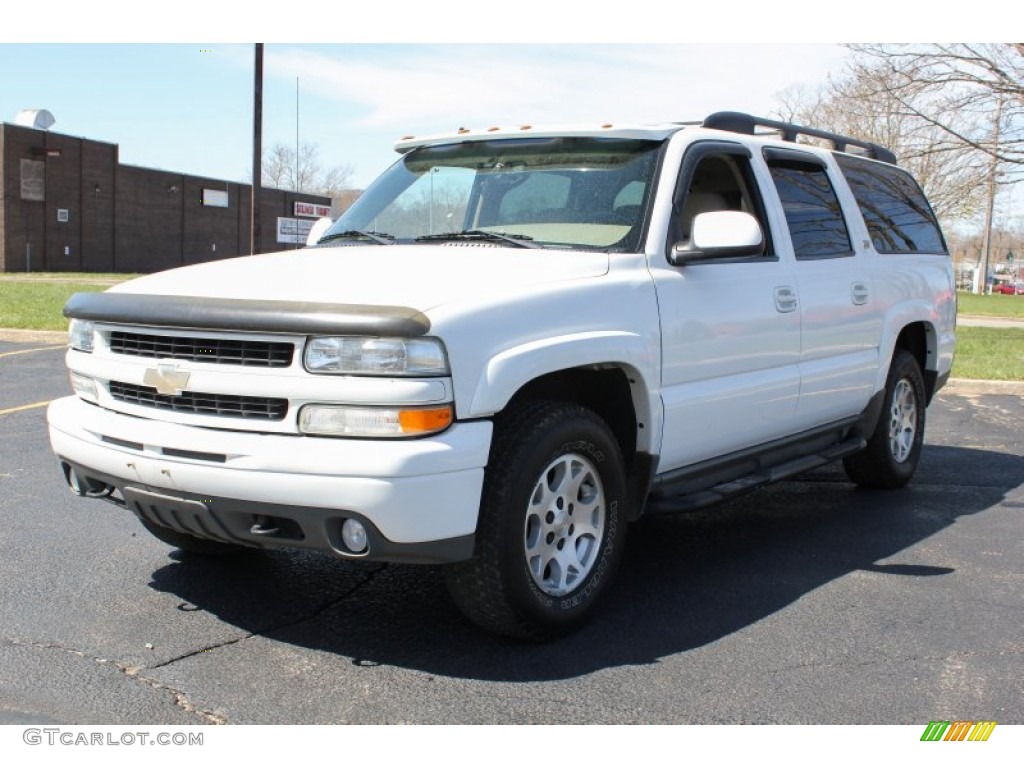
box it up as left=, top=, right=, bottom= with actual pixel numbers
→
left=504, top=366, right=641, bottom=463
left=469, top=332, right=658, bottom=436
left=874, top=301, right=941, bottom=397
left=890, top=320, right=941, bottom=404
left=485, top=362, right=659, bottom=522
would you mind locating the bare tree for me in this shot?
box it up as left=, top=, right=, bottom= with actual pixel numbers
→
left=847, top=44, right=1024, bottom=166
left=774, top=61, right=991, bottom=222
left=261, top=141, right=355, bottom=198
left=840, top=45, right=1024, bottom=284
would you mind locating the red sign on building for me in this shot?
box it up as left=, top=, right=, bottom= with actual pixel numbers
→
left=294, top=201, right=332, bottom=218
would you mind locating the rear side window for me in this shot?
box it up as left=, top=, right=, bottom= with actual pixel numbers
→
left=767, top=159, right=852, bottom=259
left=836, top=155, right=947, bottom=254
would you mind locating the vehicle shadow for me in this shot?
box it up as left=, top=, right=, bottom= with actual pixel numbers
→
left=147, top=444, right=1023, bottom=683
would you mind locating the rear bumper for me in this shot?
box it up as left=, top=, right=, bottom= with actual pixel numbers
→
left=47, top=396, right=492, bottom=563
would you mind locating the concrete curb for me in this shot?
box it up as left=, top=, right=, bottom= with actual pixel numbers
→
left=943, top=378, right=1024, bottom=397
left=0, top=329, right=67, bottom=344
left=957, top=315, right=1024, bottom=329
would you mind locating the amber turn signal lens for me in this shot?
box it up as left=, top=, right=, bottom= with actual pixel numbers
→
left=399, top=406, right=453, bottom=434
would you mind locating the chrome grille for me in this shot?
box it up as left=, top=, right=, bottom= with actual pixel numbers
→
left=108, top=381, right=288, bottom=421
left=108, top=331, right=294, bottom=367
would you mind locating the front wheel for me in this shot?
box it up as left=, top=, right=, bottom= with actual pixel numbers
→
left=843, top=350, right=926, bottom=489
left=446, top=401, right=628, bottom=640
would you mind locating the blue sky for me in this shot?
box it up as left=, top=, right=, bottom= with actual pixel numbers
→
left=0, top=42, right=850, bottom=189
left=0, top=3, right=976, bottom=191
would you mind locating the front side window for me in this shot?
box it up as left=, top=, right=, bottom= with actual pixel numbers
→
left=835, top=155, right=947, bottom=255
left=322, top=137, right=664, bottom=252
left=767, top=158, right=852, bottom=259
left=673, top=151, right=771, bottom=253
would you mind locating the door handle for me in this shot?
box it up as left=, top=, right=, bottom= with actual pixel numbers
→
left=851, top=281, right=870, bottom=305
left=774, top=285, right=798, bottom=313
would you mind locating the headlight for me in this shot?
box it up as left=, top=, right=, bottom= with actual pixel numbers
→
left=304, top=336, right=449, bottom=376
left=68, top=319, right=95, bottom=353
left=298, top=404, right=453, bottom=437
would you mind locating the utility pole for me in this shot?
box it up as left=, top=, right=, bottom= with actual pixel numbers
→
left=250, top=43, right=264, bottom=255
left=295, top=76, right=300, bottom=249
left=978, top=97, right=1003, bottom=294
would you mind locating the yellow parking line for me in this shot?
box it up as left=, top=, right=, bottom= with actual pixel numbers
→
left=0, top=400, right=52, bottom=417
left=0, top=345, right=65, bottom=359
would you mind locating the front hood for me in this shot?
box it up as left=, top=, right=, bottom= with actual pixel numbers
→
left=110, top=245, right=609, bottom=313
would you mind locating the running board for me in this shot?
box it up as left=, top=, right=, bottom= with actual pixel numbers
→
left=644, top=435, right=866, bottom=515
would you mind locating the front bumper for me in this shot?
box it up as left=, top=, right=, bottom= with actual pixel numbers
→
left=48, top=396, right=492, bottom=563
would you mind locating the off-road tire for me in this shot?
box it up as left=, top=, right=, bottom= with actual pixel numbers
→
left=446, top=401, right=628, bottom=640
left=843, top=350, right=926, bottom=489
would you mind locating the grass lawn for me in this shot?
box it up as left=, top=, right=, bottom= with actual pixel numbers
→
left=957, top=291, right=1024, bottom=319
left=952, top=326, right=1024, bottom=381
left=0, top=281, right=110, bottom=330
left=0, top=272, right=134, bottom=282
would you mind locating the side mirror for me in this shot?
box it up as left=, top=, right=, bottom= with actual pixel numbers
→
left=305, top=216, right=334, bottom=247
left=669, top=210, right=764, bottom=266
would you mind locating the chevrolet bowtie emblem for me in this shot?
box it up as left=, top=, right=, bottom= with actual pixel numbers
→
left=143, top=363, right=191, bottom=396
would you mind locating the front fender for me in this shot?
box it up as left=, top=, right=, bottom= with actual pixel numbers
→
left=466, top=331, right=662, bottom=453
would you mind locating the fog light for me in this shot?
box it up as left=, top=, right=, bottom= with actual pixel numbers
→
left=341, top=519, right=368, bottom=553
left=69, top=372, right=99, bottom=403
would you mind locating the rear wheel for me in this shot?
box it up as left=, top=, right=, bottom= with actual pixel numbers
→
left=446, top=401, right=628, bottom=640
left=843, top=350, right=926, bottom=489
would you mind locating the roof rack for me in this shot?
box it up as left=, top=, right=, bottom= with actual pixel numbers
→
left=702, top=111, right=898, bottom=165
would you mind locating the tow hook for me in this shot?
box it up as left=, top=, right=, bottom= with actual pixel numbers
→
left=250, top=516, right=281, bottom=536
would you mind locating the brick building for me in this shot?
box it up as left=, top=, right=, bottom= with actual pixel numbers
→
left=0, top=122, right=331, bottom=274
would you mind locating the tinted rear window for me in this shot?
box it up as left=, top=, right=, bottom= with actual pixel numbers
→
left=836, top=155, right=947, bottom=254
left=767, top=160, right=852, bottom=259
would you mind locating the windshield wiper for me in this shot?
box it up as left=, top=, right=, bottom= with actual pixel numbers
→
left=317, top=229, right=396, bottom=245
left=414, top=230, right=541, bottom=249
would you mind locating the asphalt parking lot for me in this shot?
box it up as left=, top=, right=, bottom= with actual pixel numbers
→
left=1, top=337, right=1022, bottom=725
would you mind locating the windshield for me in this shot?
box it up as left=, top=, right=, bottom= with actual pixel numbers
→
left=321, top=136, right=664, bottom=252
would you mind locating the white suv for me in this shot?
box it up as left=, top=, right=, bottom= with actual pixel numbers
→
left=49, top=112, right=956, bottom=639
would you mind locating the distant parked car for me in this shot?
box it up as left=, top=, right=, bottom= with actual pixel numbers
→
left=993, top=281, right=1024, bottom=295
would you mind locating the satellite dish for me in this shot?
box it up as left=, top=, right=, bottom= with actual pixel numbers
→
left=14, top=109, right=56, bottom=131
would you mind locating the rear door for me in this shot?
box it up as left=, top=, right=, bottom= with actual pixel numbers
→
left=762, top=148, right=879, bottom=429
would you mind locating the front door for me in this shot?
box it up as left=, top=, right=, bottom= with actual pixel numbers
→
left=651, top=142, right=801, bottom=472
